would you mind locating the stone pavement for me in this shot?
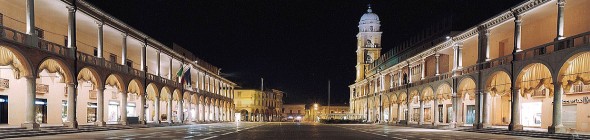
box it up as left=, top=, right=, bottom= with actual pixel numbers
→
left=0, top=122, right=188, bottom=139
left=8, top=122, right=556, bottom=140
left=384, top=123, right=589, bottom=140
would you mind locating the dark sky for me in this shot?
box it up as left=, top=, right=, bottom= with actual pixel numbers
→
left=87, top=0, right=524, bottom=105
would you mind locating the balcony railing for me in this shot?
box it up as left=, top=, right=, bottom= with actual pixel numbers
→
left=517, top=31, right=590, bottom=61
left=0, top=25, right=181, bottom=88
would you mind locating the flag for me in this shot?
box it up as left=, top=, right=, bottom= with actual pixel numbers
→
left=181, top=67, right=191, bottom=86
left=176, top=64, right=185, bottom=78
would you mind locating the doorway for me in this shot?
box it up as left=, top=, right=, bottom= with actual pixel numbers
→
left=0, top=95, right=7, bottom=124
left=466, top=105, right=475, bottom=124
left=35, top=99, right=47, bottom=123
left=87, top=103, right=97, bottom=123
left=562, top=105, right=577, bottom=129
left=108, top=101, right=120, bottom=122
left=521, top=102, right=542, bottom=127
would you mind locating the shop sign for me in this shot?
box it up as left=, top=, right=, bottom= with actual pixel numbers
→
left=0, top=78, right=8, bottom=89
left=563, top=96, right=590, bottom=104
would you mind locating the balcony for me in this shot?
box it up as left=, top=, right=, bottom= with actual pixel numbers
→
left=0, top=78, right=8, bottom=89
left=374, top=31, right=590, bottom=96
left=0, top=25, right=181, bottom=89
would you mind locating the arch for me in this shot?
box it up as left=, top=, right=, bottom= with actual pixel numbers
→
left=161, top=87, right=172, bottom=101
left=37, top=58, right=73, bottom=83
left=436, top=83, right=452, bottom=100
left=128, top=79, right=143, bottom=95
left=105, top=74, right=125, bottom=90
left=77, top=67, right=101, bottom=88
left=516, top=63, right=553, bottom=97
left=397, top=92, right=407, bottom=104
left=390, top=94, right=398, bottom=104
left=458, top=77, right=476, bottom=99
left=173, top=89, right=182, bottom=101
left=421, top=86, right=434, bottom=102
left=409, top=90, right=419, bottom=103
left=0, top=46, right=33, bottom=77
left=486, top=71, right=511, bottom=97
left=146, top=83, right=159, bottom=101
left=558, top=51, right=590, bottom=92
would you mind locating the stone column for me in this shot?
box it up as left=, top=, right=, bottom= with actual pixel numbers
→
left=121, top=33, right=127, bottom=65
left=66, top=83, right=78, bottom=128
left=66, top=6, right=76, bottom=55
left=140, top=43, right=146, bottom=72
left=482, top=91, right=490, bottom=128
left=96, top=87, right=106, bottom=126
left=477, top=28, right=490, bottom=62
left=25, top=0, right=38, bottom=47
left=456, top=94, right=464, bottom=126
left=475, top=91, right=482, bottom=129
left=154, top=97, right=161, bottom=124
left=549, top=80, right=565, bottom=133
left=454, top=44, right=463, bottom=69
left=508, top=88, right=522, bottom=131
left=178, top=97, right=184, bottom=123
left=187, top=97, right=192, bottom=122
left=196, top=96, right=200, bottom=122
left=156, top=50, right=161, bottom=76
left=139, top=92, right=146, bottom=124
left=435, top=53, right=440, bottom=76
left=397, top=104, right=402, bottom=123
left=555, top=0, right=565, bottom=40
left=120, top=91, right=128, bottom=125
left=22, top=76, right=39, bottom=129
left=406, top=93, right=411, bottom=124
left=513, top=13, right=523, bottom=52
left=450, top=82, right=458, bottom=128
left=433, top=98, right=439, bottom=126
left=408, top=65, right=413, bottom=83
left=418, top=98, right=424, bottom=125
left=167, top=98, right=173, bottom=123
left=96, top=21, right=104, bottom=58
left=421, top=59, right=425, bottom=80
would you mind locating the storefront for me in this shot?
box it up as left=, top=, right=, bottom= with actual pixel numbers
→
left=87, top=103, right=97, bottom=123
left=108, top=101, right=120, bottom=122
left=34, top=99, right=47, bottom=123
left=0, top=95, right=7, bottom=124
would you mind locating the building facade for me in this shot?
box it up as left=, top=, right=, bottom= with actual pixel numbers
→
left=281, top=104, right=305, bottom=121
left=234, top=89, right=283, bottom=122
left=350, top=0, right=590, bottom=133
left=0, top=0, right=237, bottom=129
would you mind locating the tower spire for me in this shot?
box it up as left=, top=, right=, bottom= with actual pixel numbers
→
left=367, top=4, right=372, bottom=13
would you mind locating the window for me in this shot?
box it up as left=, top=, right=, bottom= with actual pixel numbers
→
left=93, top=48, right=98, bottom=57
left=34, top=27, right=44, bottom=38
left=126, top=60, right=133, bottom=68
left=290, top=110, right=292, bottom=114
left=0, top=13, right=3, bottom=25
left=109, top=54, right=117, bottom=63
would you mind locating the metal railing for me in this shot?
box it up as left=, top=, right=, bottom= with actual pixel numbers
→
left=0, top=25, right=185, bottom=88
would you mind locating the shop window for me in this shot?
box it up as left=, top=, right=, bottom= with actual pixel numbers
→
left=61, top=100, right=67, bottom=123
left=34, top=99, right=47, bottom=123
left=34, top=27, right=44, bottom=39
left=87, top=102, right=97, bottom=123
left=0, top=95, right=8, bottom=124
left=109, top=54, right=117, bottom=63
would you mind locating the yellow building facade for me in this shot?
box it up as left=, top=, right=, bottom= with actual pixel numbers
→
left=351, top=0, right=590, bottom=133
left=234, top=89, right=283, bottom=122
left=0, top=0, right=236, bottom=129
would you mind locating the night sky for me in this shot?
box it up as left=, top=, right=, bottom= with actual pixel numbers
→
left=87, top=0, right=524, bottom=105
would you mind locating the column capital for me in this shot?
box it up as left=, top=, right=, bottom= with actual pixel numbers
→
left=557, top=0, right=566, bottom=7
left=453, top=42, right=463, bottom=49
left=95, top=20, right=104, bottom=27
left=66, top=6, right=77, bottom=13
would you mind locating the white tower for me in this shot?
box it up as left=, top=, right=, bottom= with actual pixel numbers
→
left=356, top=5, right=382, bottom=82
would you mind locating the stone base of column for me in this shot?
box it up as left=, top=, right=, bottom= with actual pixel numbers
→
left=21, top=122, right=40, bottom=130
left=432, top=122, right=439, bottom=126
left=64, top=121, right=78, bottom=128
left=120, top=121, right=128, bottom=126
left=482, top=123, right=491, bottom=128
left=418, top=121, right=424, bottom=125
left=139, top=120, right=147, bottom=125
left=474, top=123, right=483, bottom=129
left=154, top=120, right=161, bottom=124
left=95, top=121, right=107, bottom=127
left=449, top=122, right=456, bottom=128
left=548, top=125, right=566, bottom=134
left=508, top=124, right=523, bottom=131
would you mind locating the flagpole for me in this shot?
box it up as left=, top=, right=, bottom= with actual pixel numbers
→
left=328, top=80, right=330, bottom=118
